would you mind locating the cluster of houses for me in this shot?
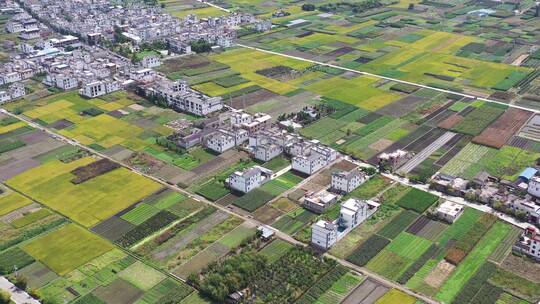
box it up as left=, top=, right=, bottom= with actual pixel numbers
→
left=5, top=11, right=41, bottom=40
left=19, top=0, right=270, bottom=51
left=431, top=168, right=540, bottom=225
left=137, top=71, right=223, bottom=117
left=429, top=168, right=540, bottom=261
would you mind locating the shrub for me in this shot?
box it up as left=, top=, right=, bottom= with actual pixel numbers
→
left=346, top=234, right=390, bottom=266
left=12, top=274, right=27, bottom=290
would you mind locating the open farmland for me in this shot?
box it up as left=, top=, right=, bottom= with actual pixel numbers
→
left=6, top=157, right=162, bottom=227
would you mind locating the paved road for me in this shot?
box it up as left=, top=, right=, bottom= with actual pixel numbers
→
left=0, top=277, right=40, bottom=304
left=0, top=108, right=440, bottom=304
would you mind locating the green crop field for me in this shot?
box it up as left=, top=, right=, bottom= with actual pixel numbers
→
left=118, top=261, right=166, bottom=291
left=0, top=191, right=32, bottom=216
left=7, top=158, right=162, bottom=227
left=121, top=203, right=161, bottom=225
left=396, top=189, right=438, bottom=213
left=22, top=224, right=114, bottom=275
left=259, top=239, right=294, bottom=264
left=436, top=222, right=512, bottom=303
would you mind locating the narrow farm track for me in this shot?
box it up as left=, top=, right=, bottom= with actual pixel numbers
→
left=0, top=109, right=440, bottom=304
left=398, top=131, right=457, bottom=174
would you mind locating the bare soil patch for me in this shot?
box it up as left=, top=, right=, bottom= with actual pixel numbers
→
left=425, top=260, right=455, bottom=288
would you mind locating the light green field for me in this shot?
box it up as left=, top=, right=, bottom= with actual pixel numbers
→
left=22, top=224, right=114, bottom=275
left=7, top=157, right=162, bottom=227
left=435, top=222, right=512, bottom=303
left=118, top=261, right=166, bottom=291
left=0, top=190, right=33, bottom=216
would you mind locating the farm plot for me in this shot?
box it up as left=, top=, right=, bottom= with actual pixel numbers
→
left=259, top=239, right=294, bottom=264
left=395, top=188, right=438, bottom=213
left=450, top=104, right=507, bottom=136
left=377, top=210, right=420, bottom=240
left=6, top=157, right=162, bottom=227
left=367, top=232, right=432, bottom=281
left=436, top=222, right=512, bottom=303
left=472, top=108, right=532, bottom=148
left=22, top=224, right=114, bottom=275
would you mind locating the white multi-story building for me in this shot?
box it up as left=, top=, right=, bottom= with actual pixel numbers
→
left=311, top=198, right=379, bottom=249
left=436, top=201, right=464, bottom=223
left=311, top=220, right=337, bottom=250
left=19, top=28, right=40, bottom=40
left=331, top=169, right=365, bottom=194
left=80, top=81, right=106, bottom=98
left=227, top=166, right=273, bottom=193
left=0, top=83, right=26, bottom=104
left=2, top=72, right=22, bottom=84
left=514, top=226, right=540, bottom=261
left=204, top=130, right=235, bottom=153
left=143, top=75, right=223, bottom=117
left=8, top=82, right=26, bottom=100
left=45, top=74, right=78, bottom=90
left=141, top=55, right=161, bottom=68
left=507, top=198, right=540, bottom=224
left=254, top=143, right=283, bottom=162
left=292, top=154, right=327, bottom=175
left=528, top=176, right=540, bottom=198
left=0, top=91, right=10, bottom=103
left=339, top=198, right=373, bottom=229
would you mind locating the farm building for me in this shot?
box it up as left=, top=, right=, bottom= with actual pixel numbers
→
left=513, top=226, right=540, bottom=261
left=436, top=201, right=464, bottom=223
left=227, top=166, right=272, bottom=193
left=311, top=220, right=338, bottom=250
left=311, top=198, right=379, bottom=249
left=303, top=190, right=338, bottom=213
left=331, top=168, right=366, bottom=194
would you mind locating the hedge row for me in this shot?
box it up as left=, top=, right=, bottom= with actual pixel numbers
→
left=346, top=234, right=390, bottom=267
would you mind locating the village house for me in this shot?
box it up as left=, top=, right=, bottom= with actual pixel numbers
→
left=514, top=226, right=540, bottom=261
left=203, top=128, right=247, bottom=154
left=303, top=190, right=338, bottom=213
left=141, top=55, right=161, bottom=68
left=436, top=201, right=464, bottom=223
left=0, top=82, right=26, bottom=104
left=292, top=144, right=337, bottom=175
left=331, top=168, right=365, bottom=194
left=227, top=166, right=273, bottom=193
left=311, top=198, right=379, bottom=249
